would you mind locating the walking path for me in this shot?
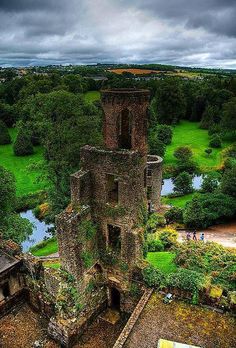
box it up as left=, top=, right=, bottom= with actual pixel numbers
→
left=178, top=221, right=236, bottom=248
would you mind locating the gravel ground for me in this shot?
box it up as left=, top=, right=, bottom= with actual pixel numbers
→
left=124, top=293, right=236, bottom=348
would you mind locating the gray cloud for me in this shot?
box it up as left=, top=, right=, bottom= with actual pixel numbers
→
left=0, top=0, right=236, bottom=68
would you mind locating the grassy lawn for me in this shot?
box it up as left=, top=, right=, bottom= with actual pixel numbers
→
left=84, top=91, right=100, bottom=103
left=0, top=128, right=45, bottom=196
left=29, top=237, right=58, bottom=257
left=147, top=251, right=177, bottom=274
left=164, top=120, right=231, bottom=172
left=162, top=193, right=195, bottom=208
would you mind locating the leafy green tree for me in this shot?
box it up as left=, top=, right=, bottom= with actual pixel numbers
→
left=190, top=95, right=206, bottom=122
left=209, top=134, right=222, bottom=148
left=63, top=74, right=84, bottom=94
left=156, top=124, right=173, bottom=145
left=0, top=166, right=16, bottom=219
left=183, top=193, right=236, bottom=228
left=0, top=120, right=11, bottom=145
left=205, top=148, right=212, bottom=157
left=221, top=166, right=236, bottom=197
left=221, top=97, right=236, bottom=132
left=155, top=78, right=186, bottom=124
left=13, top=128, right=34, bottom=156
left=173, top=172, right=193, bottom=195
left=148, top=135, right=166, bottom=157
left=201, top=172, right=220, bottom=193
left=200, top=105, right=220, bottom=129
left=165, top=207, right=183, bottom=224
left=174, top=146, right=193, bottom=162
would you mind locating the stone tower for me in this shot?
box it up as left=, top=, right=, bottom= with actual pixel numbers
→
left=52, top=89, right=162, bottom=346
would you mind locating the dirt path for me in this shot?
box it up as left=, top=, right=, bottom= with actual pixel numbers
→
left=177, top=221, right=236, bottom=248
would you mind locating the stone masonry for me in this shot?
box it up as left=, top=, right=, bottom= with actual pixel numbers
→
left=51, top=89, right=163, bottom=347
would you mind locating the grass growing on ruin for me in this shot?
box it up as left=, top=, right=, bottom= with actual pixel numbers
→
left=147, top=251, right=177, bottom=274
left=29, top=237, right=58, bottom=257
left=164, top=120, right=231, bottom=172
left=43, top=261, right=61, bottom=269
left=0, top=128, right=45, bottom=196
left=84, top=91, right=100, bottom=103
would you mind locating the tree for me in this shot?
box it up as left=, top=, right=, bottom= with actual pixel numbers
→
left=0, top=166, right=16, bottom=220
left=155, top=78, right=186, bottom=124
left=190, top=95, right=206, bottom=122
left=156, top=124, right=173, bottom=145
left=13, top=128, right=34, bottom=156
left=0, top=120, right=11, bottom=145
left=183, top=193, right=236, bottom=228
left=221, top=166, right=236, bottom=197
left=165, top=207, right=183, bottom=224
left=174, top=146, right=193, bottom=162
left=205, top=148, right=212, bottom=157
left=200, top=105, right=219, bottom=129
left=173, top=172, right=193, bottom=195
left=209, top=134, right=222, bottom=148
left=148, top=136, right=166, bottom=157
left=221, top=97, right=236, bottom=132
left=201, top=172, right=219, bottom=193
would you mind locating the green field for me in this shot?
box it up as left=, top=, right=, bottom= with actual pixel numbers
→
left=0, top=129, right=45, bottom=196
left=164, top=120, right=230, bottom=171
left=29, top=237, right=58, bottom=257
left=162, top=193, right=195, bottom=208
left=147, top=251, right=177, bottom=274
left=84, top=91, right=100, bottom=103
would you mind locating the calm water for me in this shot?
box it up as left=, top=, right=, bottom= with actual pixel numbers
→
left=20, top=210, right=53, bottom=252
left=161, top=175, right=203, bottom=196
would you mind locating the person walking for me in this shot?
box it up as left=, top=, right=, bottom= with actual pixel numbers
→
left=200, top=232, right=205, bottom=242
left=186, top=231, right=191, bottom=241
left=193, top=230, right=197, bottom=241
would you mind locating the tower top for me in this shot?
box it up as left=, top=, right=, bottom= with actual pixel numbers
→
left=101, top=88, right=150, bottom=155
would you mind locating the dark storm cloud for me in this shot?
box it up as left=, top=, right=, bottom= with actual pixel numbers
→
left=0, top=0, right=236, bottom=68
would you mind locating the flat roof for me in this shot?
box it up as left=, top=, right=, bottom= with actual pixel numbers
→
left=0, top=251, right=20, bottom=274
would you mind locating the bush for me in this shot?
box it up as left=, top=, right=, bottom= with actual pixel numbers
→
left=0, top=120, right=11, bottom=145
left=174, top=159, right=198, bottom=176
left=147, top=237, right=164, bottom=252
left=148, top=136, right=166, bottom=157
left=13, top=128, right=34, bottom=156
left=205, top=148, right=212, bottom=157
left=201, top=172, right=220, bottom=193
left=209, top=134, right=222, bottom=148
left=173, top=172, right=193, bottom=195
left=221, top=166, right=236, bottom=197
left=142, top=265, right=166, bottom=288
left=156, top=124, right=173, bottom=145
left=208, top=124, right=221, bottom=136
left=167, top=268, right=205, bottom=292
left=183, top=193, right=236, bottom=229
left=165, top=207, right=183, bottom=224
left=158, top=228, right=178, bottom=249
left=146, top=213, right=166, bottom=233
left=174, top=146, right=193, bottom=162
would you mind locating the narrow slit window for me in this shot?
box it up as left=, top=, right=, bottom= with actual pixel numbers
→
left=106, top=174, right=118, bottom=204
left=108, top=224, right=121, bottom=251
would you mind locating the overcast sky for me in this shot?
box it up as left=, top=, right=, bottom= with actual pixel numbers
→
left=0, top=0, right=236, bottom=68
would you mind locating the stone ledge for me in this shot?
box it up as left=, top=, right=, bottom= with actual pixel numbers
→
left=113, top=288, right=153, bottom=348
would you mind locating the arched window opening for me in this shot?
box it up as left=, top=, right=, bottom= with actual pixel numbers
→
left=119, top=109, right=132, bottom=149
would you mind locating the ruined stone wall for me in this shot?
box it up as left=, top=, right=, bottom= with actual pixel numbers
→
left=147, top=155, right=163, bottom=211
left=101, top=89, right=150, bottom=155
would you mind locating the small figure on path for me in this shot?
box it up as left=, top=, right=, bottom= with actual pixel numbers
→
left=186, top=231, right=191, bottom=241
left=200, top=232, right=205, bottom=242
left=193, top=230, right=197, bottom=241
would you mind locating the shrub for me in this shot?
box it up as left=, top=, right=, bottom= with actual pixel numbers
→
left=165, top=207, right=183, bottom=224
left=208, top=124, right=221, bottom=136
left=148, top=136, right=166, bottom=157
left=158, top=228, right=178, bottom=249
left=205, top=148, right=212, bottom=157
left=201, top=172, right=219, bottom=193
left=156, top=124, right=173, bottom=145
left=147, top=237, right=164, bottom=252
left=167, top=268, right=205, bottom=292
left=173, top=172, right=193, bottom=195
left=183, top=193, right=236, bottom=229
left=221, top=166, right=236, bottom=197
left=174, top=159, right=198, bottom=176
left=209, top=134, right=222, bottom=148
left=174, top=146, right=193, bottom=162
left=0, top=120, right=11, bottom=145
left=13, top=128, right=34, bottom=156
left=146, top=213, right=166, bottom=233
left=142, top=265, right=166, bottom=288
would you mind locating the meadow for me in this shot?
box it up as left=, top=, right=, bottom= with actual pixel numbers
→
left=0, top=129, right=45, bottom=196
